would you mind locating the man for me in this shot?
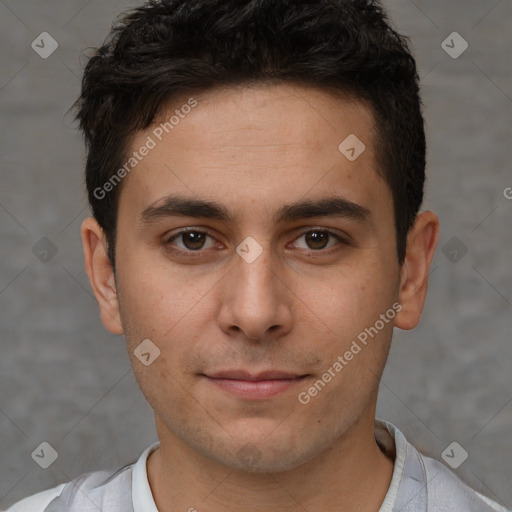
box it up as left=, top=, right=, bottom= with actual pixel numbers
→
left=6, top=0, right=509, bottom=511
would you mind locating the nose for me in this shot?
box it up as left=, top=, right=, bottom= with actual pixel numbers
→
left=216, top=246, right=293, bottom=343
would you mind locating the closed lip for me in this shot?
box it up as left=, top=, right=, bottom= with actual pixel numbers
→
left=203, top=370, right=309, bottom=381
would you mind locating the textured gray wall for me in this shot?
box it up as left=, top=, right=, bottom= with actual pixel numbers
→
left=0, top=0, right=511, bottom=509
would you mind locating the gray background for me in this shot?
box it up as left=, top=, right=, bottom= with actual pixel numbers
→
left=0, top=0, right=511, bottom=509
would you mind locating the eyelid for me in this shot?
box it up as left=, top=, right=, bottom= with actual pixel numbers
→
left=165, top=227, right=219, bottom=246
left=287, top=227, right=350, bottom=252
left=293, top=226, right=351, bottom=243
left=164, top=226, right=350, bottom=256
left=165, top=226, right=215, bottom=239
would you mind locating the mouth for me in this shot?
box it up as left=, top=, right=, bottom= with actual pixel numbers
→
left=201, top=370, right=310, bottom=400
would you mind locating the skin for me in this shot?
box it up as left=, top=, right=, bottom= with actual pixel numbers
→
left=81, top=83, right=439, bottom=512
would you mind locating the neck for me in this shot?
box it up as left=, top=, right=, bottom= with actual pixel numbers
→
left=147, top=413, right=395, bottom=512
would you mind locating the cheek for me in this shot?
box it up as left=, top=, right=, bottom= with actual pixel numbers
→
left=132, top=355, right=204, bottom=434
left=298, top=263, right=393, bottom=332
left=296, top=262, right=396, bottom=381
left=116, top=257, right=201, bottom=338
left=115, top=259, right=214, bottom=392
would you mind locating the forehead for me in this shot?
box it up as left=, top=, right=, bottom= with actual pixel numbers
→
left=151, top=83, right=375, bottom=157
left=119, top=83, right=390, bottom=225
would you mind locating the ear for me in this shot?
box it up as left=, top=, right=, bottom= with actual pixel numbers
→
left=81, top=217, right=124, bottom=335
left=394, top=211, right=439, bottom=330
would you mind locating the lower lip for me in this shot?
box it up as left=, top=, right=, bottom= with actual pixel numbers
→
left=204, top=376, right=308, bottom=400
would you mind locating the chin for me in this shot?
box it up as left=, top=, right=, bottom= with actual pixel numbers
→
left=205, top=431, right=319, bottom=474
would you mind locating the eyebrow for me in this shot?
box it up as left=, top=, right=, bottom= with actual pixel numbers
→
left=140, top=194, right=372, bottom=225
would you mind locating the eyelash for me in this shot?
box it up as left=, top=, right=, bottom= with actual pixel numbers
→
left=164, top=228, right=349, bottom=257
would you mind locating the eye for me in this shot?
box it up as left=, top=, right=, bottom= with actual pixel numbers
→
left=291, top=229, right=347, bottom=251
left=165, top=229, right=218, bottom=252
left=164, top=227, right=348, bottom=258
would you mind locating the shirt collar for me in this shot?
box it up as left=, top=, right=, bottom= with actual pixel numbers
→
left=132, top=419, right=425, bottom=512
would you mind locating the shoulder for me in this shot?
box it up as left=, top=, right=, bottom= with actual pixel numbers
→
left=377, top=419, right=510, bottom=512
left=3, top=484, right=66, bottom=512
left=419, top=453, right=510, bottom=512
left=3, top=442, right=159, bottom=512
left=4, top=465, right=134, bottom=512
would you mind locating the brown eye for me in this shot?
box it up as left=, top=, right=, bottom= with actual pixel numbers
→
left=304, top=231, right=330, bottom=250
left=293, top=229, right=345, bottom=251
left=166, top=230, right=216, bottom=252
left=181, top=231, right=207, bottom=250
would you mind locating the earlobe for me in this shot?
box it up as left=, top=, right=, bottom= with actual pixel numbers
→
left=394, top=211, right=439, bottom=331
left=81, top=217, right=124, bottom=335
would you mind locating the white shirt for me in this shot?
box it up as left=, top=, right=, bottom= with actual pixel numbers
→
left=4, top=419, right=509, bottom=511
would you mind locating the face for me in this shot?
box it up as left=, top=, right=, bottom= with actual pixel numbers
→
left=86, top=84, right=416, bottom=472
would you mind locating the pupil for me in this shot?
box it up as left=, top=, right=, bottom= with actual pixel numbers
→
left=184, top=232, right=205, bottom=250
left=306, top=231, right=328, bottom=250
left=180, top=231, right=329, bottom=251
